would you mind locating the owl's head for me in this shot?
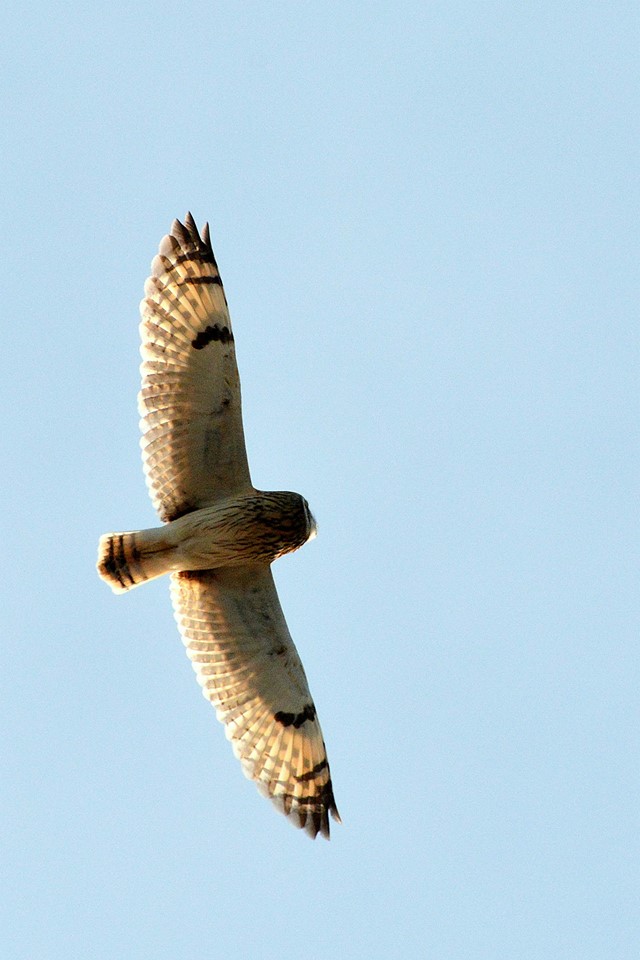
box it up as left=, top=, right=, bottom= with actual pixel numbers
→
left=302, top=497, right=318, bottom=543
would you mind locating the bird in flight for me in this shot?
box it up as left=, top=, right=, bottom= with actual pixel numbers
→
left=97, top=214, right=339, bottom=839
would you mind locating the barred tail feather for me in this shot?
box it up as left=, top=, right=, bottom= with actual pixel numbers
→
left=97, top=530, right=172, bottom=593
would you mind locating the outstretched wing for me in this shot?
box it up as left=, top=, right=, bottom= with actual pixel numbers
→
left=139, top=214, right=252, bottom=522
left=171, top=565, right=340, bottom=839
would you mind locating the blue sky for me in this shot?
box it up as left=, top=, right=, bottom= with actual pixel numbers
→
left=1, top=2, right=637, bottom=958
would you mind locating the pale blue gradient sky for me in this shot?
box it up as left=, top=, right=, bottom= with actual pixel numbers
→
left=1, top=3, right=637, bottom=958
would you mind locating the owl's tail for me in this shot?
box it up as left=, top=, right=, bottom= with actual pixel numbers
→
left=97, top=529, right=174, bottom=593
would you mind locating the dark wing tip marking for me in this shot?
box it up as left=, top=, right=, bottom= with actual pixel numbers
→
left=271, top=703, right=340, bottom=838
left=287, top=776, right=341, bottom=840
left=168, top=213, right=218, bottom=268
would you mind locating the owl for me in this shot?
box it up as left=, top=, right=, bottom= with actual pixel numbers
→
left=97, top=214, right=340, bottom=839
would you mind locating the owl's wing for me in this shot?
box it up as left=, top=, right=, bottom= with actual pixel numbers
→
left=138, top=214, right=252, bottom=522
left=171, top=565, right=340, bottom=839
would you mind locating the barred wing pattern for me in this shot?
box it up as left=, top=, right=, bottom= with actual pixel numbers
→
left=139, top=214, right=252, bottom=522
left=171, top=565, right=339, bottom=838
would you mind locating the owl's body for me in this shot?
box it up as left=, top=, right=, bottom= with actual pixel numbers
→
left=97, top=215, right=339, bottom=839
left=98, top=490, right=316, bottom=591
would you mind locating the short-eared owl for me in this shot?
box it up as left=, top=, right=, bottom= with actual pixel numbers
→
left=97, top=215, right=339, bottom=839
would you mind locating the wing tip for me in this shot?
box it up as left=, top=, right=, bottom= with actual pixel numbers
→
left=168, top=212, right=216, bottom=263
left=289, top=775, right=341, bottom=841
left=247, top=752, right=341, bottom=840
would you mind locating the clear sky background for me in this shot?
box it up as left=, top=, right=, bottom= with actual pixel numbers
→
left=1, top=3, right=637, bottom=958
